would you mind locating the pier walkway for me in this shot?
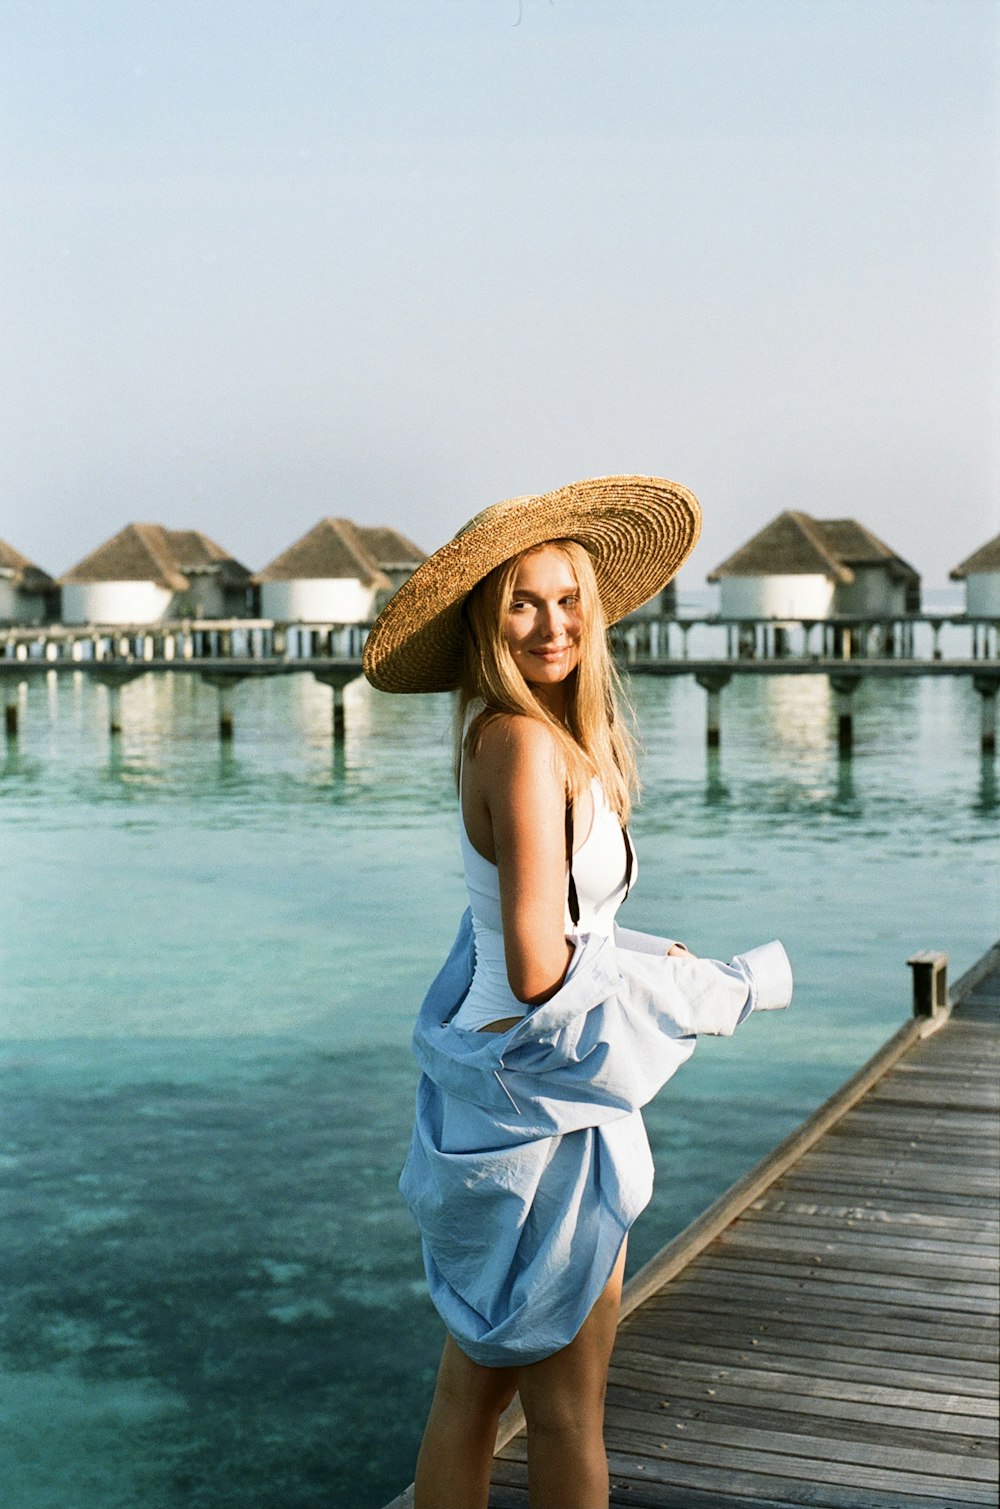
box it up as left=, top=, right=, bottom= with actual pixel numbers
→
left=385, top=943, right=1000, bottom=1509
left=2, top=612, right=997, bottom=750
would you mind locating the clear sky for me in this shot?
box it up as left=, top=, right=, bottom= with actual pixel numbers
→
left=3, top=0, right=998, bottom=589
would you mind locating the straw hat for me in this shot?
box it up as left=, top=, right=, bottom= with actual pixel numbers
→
left=362, top=474, right=701, bottom=694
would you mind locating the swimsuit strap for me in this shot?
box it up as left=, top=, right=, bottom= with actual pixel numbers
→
left=564, top=795, right=632, bottom=930
left=564, top=800, right=581, bottom=927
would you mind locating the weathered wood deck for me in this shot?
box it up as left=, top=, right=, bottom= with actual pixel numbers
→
left=488, top=944, right=1000, bottom=1509
left=383, top=942, right=999, bottom=1508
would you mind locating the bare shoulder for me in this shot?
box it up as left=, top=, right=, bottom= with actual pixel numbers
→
left=473, top=713, right=565, bottom=791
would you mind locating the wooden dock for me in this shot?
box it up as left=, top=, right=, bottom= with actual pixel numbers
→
left=385, top=943, right=1000, bottom=1509
left=2, top=613, right=997, bottom=750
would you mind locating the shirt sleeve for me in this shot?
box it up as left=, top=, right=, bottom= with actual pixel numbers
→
left=734, top=942, right=794, bottom=1014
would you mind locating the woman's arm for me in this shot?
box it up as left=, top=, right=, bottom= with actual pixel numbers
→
left=473, top=715, right=575, bottom=1006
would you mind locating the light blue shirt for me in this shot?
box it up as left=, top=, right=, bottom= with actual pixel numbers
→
left=401, top=911, right=792, bottom=1367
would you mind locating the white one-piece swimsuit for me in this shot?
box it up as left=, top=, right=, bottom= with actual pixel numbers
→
left=450, top=778, right=637, bottom=1032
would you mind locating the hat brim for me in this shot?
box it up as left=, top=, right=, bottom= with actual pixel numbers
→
left=362, top=474, right=701, bottom=694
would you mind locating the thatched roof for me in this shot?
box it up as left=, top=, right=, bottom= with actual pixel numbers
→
left=950, top=532, right=1000, bottom=579
left=707, top=512, right=852, bottom=583
left=815, top=519, right=919, bottom=585
left=0, top=539, right=54, bottom=593
left=356, top=526, right=426, bottom=572
left=59, top=524, right=250, bottom=590
left=253, top=518, right=392, bottom=590
left=708, top=511, right=919, bottom=585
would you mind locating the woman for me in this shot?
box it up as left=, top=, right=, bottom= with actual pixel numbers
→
left=363, top=476, right=792, bottom=1509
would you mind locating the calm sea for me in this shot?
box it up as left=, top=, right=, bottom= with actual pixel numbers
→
left=2, top=623, right=997, bottom=1508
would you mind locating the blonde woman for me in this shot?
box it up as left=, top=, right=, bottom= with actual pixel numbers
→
left=364, top=477, right=792, bottom=1509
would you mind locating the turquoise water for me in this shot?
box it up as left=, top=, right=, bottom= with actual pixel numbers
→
left=1, top=664, right=997, bottom=1509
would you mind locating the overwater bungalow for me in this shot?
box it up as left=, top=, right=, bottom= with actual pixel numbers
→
left=707, top=511, right=921, bottom=619
left=950, top=531, right=1000, bottom=615
left=355, top=525, right=427, bottom=597
left=0, top=539, right=57, bottom=625
left=59, top=524, right=252, bottom=625
left=253, top=518, right=424, bottom=622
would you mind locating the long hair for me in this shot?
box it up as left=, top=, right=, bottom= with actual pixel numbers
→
left=454, top=540, right=639, bottom=821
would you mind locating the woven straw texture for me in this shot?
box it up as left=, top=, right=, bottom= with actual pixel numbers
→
left=362, top=475, right=701, bottom=694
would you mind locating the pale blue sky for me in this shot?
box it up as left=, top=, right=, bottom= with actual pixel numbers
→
left=3, top=0, right=998, bottom=588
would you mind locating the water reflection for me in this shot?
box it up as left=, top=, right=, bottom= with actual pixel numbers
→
left=0, top=743, right=42, bottom=785
left=833, top=756, right=858, bottom=814
left=758, top=674, right=832, bottom=756
left=703, top=749, right=730, bottom=806
left=977, top=756, right=997, bottom=815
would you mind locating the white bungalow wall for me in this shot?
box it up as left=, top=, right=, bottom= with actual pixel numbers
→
left=0, top=580, right=46, bottom=624
left=258, top=578, right=379, bottom=623
left=61, top=581, right=175, bottom=625
left=168, top=578, right=228, bottom=619
left=833, top=567, right=908, bottom=617
left=965, top=572, right=1000, bottom=616
left=718, top=574, right=835, bottom=620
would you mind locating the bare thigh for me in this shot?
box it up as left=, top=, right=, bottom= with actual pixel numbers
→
left=515, top=1237, right=627, bottom=1430
left=433, top=1333, right=519, bottom=1420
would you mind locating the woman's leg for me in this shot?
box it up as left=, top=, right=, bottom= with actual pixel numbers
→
left=515, top=1238, right=627, bottom=1509
left=413, top=1334, right=518, bottom=1509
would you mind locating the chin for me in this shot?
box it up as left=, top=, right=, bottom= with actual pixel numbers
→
left=524, top=660, right=578, bottom=688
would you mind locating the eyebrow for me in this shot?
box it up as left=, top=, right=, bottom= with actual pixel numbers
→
left=510, top=580, right=579, bottom=597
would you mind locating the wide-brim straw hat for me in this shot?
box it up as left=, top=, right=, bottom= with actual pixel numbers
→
left=362, top=474, right=701, bottom=694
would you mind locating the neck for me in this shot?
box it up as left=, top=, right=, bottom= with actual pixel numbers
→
left=531, top=680, right=571, bottom=725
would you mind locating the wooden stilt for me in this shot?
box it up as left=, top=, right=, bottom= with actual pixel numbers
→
left=218, top=683, right=234, bottom=741
left=829, top=673, right=861, bottom=754
left=695, top=672, right=732, bottom=750
left=313, top=670, right=356, bottom=745
left=199, top=673, right=246, bottom=742
left=974, top=674, right=998, bottom=755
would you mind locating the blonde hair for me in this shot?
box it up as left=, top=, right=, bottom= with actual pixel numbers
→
left=454, top=540, right=639, bottom=821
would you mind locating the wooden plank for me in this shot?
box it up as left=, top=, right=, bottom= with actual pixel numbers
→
left=626, top=1305, right=996, bottom=1362
left=604, top=1362, right=996, bottom=1431
left=491, top=1460, right=805, bottom=1509
left=602, top=1396, right=997, bottom=1458
left=770, top=1175, right=999, bottom=1213
left=817, top=1122, right=999, bottom=1149
left=679, top=1254, right=999, bottom=1306
left=789, top=1147, right=998, bottom=1178
left=616, top=1329, right=998, bottom=1388
left=611, top=1345, right=999, bottom=1404
left=708, top=1231, right=995, bottom=1282
left=787, top=1163, right=999, bottom=1190
left=641, top=1289, right=994, bottom=1349
left=738, top=1201, right=1000, bottom=1235
left=815, top=1133, right=999, bottom=1161
left=498, top=1435, right=1000, bottom=1506
left=748, top=1195, right=999, bottom=1231
left=599, top=1410, right=999, bottom=1482
left=719, top=1216, right=999, bottom=1257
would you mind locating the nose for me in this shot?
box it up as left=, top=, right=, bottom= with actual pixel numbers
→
left=539, top=601, right=569, bottom=639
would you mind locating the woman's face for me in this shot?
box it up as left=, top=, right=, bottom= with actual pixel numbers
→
left=503, top=546, right=582, bottom=690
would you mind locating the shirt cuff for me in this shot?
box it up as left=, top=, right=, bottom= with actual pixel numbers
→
left=734, top=941, right=793, bottom=1013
